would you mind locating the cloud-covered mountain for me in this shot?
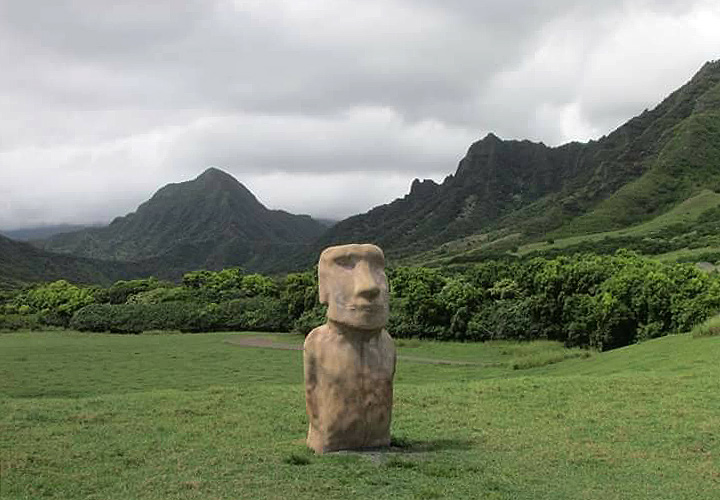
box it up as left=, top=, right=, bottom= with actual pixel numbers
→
left=317, top=60, right=720, bottom=257
left=8, top=59, right=720, bottom=283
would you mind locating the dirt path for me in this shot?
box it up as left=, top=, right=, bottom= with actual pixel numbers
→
left=224, top=337, right=483, bottom=366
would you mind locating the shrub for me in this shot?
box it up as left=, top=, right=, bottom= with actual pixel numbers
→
left=70, top=297, right=292, bottom=334
left=282, top=272, right=319, bottom=322
left=0, top=313, right=42, bottom=331
left=561, top=294, right=597, bottom=347
left=292, top=304, right=327, bottom=335
left=182, top=269, right=279, bottom=302
left=70, top=303, right=204, bottom=333
left=127, top=287, right=192, bottom=304
left=16, top=280, right=95, bottom=327
left=388, top=267, right=449, bottom=337
left=589, top=292, right=637, bottom=350
left=59, top=251, right=720, bottom=348
left=95, top=278, right=164, bottom=304
left=466, top=299, right=539, bottom=341
left=214, top=297, right=291, bottom=332
left=691, top=314, right=720, bottom=337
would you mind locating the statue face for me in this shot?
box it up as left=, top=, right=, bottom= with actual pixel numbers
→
left=318, top=244, right=389, bottom=330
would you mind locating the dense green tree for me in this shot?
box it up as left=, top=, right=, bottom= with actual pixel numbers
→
left=6, top=249, right=720, bottom=351
left=95, top=278, right=164, bottom=304
left=16, top=280, right=95, bottom=326
left=281, top=271, right=318, bottom=322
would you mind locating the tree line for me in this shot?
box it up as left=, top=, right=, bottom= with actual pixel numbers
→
left=1, top=250, right=719, bottom=351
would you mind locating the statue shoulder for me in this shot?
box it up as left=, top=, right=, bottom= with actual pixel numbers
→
left=304, top=324, right=330, bottom=350
left=380, top=329, right=396, bottom=352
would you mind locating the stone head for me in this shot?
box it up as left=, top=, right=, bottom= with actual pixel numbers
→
left=318, top=244, right=389, bottom=331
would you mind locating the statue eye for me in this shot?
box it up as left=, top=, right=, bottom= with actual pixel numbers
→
left=335, top=256, right=355, bottom=269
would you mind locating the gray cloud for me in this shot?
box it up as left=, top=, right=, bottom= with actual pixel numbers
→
left=163, top=109, right=476, bottom=174
left=1, top=0, right=719, bottom=229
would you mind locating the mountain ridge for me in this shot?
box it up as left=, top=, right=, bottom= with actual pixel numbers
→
left=0, top=234, right=143, bottom=288
left=36, top=167, right=326, bottom=275
left=316, top=59, right=720, bottom=258
left=5, top=60, right=720, bottom=283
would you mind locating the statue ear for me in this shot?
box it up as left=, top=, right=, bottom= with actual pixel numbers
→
left=318, top=279, right=329, bottom=304
left=316, top=248, right=333, bottom=305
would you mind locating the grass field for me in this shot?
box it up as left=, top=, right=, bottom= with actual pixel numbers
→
left=518, top=189, right=720, bottom=255
left=2, top=331, right=719, bottom=499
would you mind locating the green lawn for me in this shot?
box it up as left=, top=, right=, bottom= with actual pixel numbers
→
left=2, top=331, right=719, bottom=499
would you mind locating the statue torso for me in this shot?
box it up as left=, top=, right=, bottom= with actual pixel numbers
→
left=304, top=324, right=396, bottom=453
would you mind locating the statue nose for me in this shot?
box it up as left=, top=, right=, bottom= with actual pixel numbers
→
left=354, top=262, right=380, bottom=300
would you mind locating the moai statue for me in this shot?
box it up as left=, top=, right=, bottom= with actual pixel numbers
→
left=304, top=244, right=396, bottom=454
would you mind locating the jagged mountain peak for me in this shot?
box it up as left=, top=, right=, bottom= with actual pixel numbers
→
left=150, top=167, right=259, bottom=205
left=199, top=165, right=232, bottom=179
left=480, top=132, right=502, bottom=142
left=194, top=167, right=249, bottom=191
left=409, top=178, right=439, bottom=196
left=317, top=59, right=720, bottom=256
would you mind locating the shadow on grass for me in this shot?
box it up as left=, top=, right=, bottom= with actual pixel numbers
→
left=320, top=436, right=473, bottom=455
left=389, top=435, right=474, bottom=453
left=283, top=436, right=475, bottom=467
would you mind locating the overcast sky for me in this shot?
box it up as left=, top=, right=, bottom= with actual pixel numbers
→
left=1, top=0, right=719, bottom=230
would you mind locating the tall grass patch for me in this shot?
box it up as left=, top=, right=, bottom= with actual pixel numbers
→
left=691, top=314, right=720, bottom=337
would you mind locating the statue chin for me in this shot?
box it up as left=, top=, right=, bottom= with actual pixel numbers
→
left=328, top=304, right=388, bottom=331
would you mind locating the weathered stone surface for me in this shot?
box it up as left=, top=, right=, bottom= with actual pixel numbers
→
left=304, top=244, right=396, bottom=454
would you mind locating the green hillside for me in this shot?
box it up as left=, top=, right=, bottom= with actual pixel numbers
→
left=35, top=168, right=326, bottom=277
left=532, top=331, right=717, bottom=377
left=0, top=234, right=143, bottom=289
left=316, top=60, right=720, bottom=263
left=513, top=189, right=720, bottom=255
left=558, top=110, right=720, bottom=236
left=409, top=165, right=720, bottom=267
left=411, top=195, right=720, bottom=266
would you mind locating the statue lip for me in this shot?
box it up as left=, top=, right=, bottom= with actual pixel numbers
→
left=347, top=303, right=384, bottom=312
